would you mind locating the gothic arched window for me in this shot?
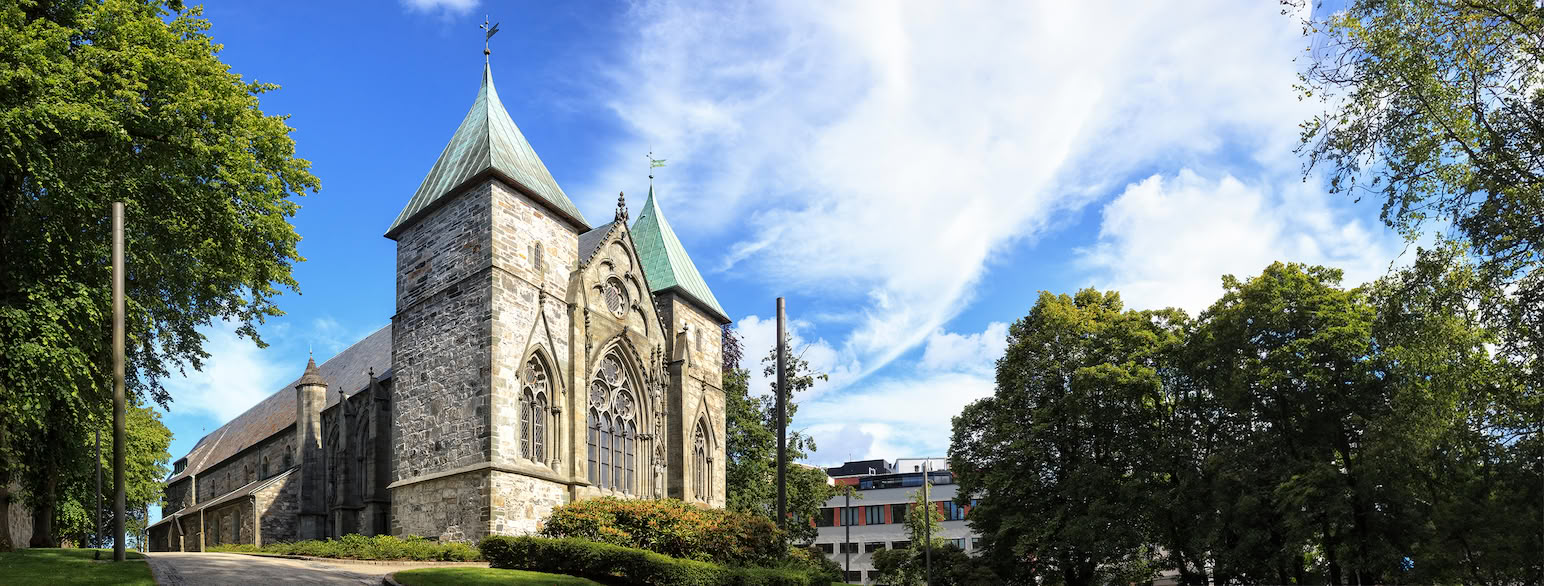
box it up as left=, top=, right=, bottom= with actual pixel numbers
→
left=261, top=456, right=269, bottom=479
left=693, top=420, right=708, bottom=501
left=519, top=354, right=551, bottom=463
left=586, top=353, right=638, bottom=494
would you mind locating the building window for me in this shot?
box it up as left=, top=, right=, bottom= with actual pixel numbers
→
left=521, top=355, right=550, bottom=463
left=864, top=541, right=885, bottom=553
left=840, top=507, right=860, bottom=526
left=603, top=278, right=628, bottom=318
left=890, top=503, right=907, bottom=524
left=817, top=543, right=834, bottom=554
left=815, top=508, right=835, bottom=527
left=892, top=540, right=911, bottom=550
left=284, top=452, right=292, bottom=469
left=950, top=538, right=966, bottom=549
left=693, top=420, right=708, bottom=500
left=233, top=514, right=241, bottom=543
left=261, top=456, right=270, bottom=479
left=865, top=505, right=884, bottom=525
left=839, top=542, right=858, bottom=554
left=941, top=501, right=965, bottom=521
left=173, top=459, right=186, bottom=474
left=587, top=353, right=637, bottom=493
left=845, top=570, right=862, bottom=583
left=532, top=242, right=544, bottom=273
left=970, top=538, right=982, bottom=550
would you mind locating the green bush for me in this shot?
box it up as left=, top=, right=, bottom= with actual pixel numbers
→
left=209, top=534, right=481, bottom=561
left=539, top=497, right=783, bottom=567
left=479, top=535, right=828, bottom=586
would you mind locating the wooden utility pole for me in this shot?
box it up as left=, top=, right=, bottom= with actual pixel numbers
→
left=112, top=202, right=126, bottom=561
left=775, top=297, right=787, bottom=531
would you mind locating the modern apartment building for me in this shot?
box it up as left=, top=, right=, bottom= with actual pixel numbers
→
left=814, top=458, right=979, bottom=585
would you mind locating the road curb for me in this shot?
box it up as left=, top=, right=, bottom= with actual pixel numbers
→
left=382, top=571, right=403, bottom=586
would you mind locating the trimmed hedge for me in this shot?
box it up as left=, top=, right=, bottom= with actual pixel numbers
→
left=209, top=534, right=481, bottom=561
left=539, top=497, right=784, bottom=567
left=479, top=535, right=830, bottom=586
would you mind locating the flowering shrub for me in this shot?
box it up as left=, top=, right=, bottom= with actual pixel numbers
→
left=479, top=536, right=829, bottom=586
left=538, top=497, right=783, bottom=566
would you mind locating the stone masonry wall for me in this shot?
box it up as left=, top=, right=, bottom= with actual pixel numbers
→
left=390, top=469, right=489, bottom=542
left=488, top=469, right=566, bottom=536
left=195, top=427, right=296, bottom=504
left=203, top=499, right=254, bottom=547
left=392, top=181, right=495, bottom=482
left=165, top=478, right=193, bottom=515
left=665, top=295, right=727, bottom=507
left=255, top=472, right=299, bottom=545
left=489, top=181, right=577, bottom=471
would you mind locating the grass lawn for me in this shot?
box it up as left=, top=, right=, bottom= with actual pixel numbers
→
left=393, top=567, right=606, bottom=585
left=0, top=548, right=153, bottom=585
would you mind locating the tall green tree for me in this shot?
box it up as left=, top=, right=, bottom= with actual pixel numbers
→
left=949, top=289, right=1181, bottom=586
left=1295, top=0, right=1541, bottom=387
left=721, top=327, right=840, bottom=544
left=53, top=404, right=172, bottom=548
left=0, top=0, right=317, bottom=549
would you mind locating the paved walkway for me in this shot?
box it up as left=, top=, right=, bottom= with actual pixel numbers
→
left=145, top=552, right=487, bottom=585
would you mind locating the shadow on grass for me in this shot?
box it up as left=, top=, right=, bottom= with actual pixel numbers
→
left=0, top=548, right=154, bottom=585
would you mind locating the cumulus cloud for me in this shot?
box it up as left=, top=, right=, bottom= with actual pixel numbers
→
left=584, top=0, right=1382, bottom=459
left=588, top=0, right=1321, bottom=386
left=161, top=321, right=290, bottom=422
left=1078, top=170, right=1403, bottom=314
left=920, top=322, right=1008, bottom=375
left=401, top=0, right=477, bottom=16
left=734, top=314, right=854, bottom=401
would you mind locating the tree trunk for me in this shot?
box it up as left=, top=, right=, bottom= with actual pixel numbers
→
left=27, top=460, right=56, bottom=548
left=0, top=467, right=12, bottom=552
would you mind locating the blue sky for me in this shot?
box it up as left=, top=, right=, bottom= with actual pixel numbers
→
left=154, top=0, right=1408, bottom=482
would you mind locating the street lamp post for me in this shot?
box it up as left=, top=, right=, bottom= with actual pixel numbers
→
left=924, top=460, right=932, bottom=586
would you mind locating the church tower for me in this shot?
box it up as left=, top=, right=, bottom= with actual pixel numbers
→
left=383, top=61, right=590, bottom=540
left=631, top=185, right=731, bottom=506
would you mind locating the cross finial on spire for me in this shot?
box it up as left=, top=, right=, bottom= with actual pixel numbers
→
left=615, top=191, right=628, bottom=223
left=481, top=16, right=501, bottom=60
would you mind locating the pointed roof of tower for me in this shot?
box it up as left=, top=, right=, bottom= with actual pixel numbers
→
left=631, top=185, right=730, bottom=324
left=296, top=356, right=327, bottom=388
left=386, top=63, right=588, bottom=238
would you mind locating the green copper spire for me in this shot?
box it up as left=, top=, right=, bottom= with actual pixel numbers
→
left=631, top=185, right=730, bottom=324
left=386, top=63, right=588, bottom=238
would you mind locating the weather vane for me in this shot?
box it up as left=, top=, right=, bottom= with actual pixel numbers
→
left=648, top=149, right=666, bottom=183
left=480, top=16, right=501, bottom=59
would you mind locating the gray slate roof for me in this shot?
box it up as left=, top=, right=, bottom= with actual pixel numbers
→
left=579, top=220, right=620, bottom=266
left=385, top=63, right=588, bottom=238
left=164, top=325, right=393, bottom=485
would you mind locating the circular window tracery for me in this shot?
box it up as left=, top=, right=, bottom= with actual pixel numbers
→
left=603, top=279, right=627, bottom=317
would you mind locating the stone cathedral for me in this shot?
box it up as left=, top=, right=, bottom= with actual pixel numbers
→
left=148, top=61, right=730, bottom=551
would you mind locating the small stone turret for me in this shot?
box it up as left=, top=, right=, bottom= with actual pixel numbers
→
left=295, top=356, right=328, bottom=540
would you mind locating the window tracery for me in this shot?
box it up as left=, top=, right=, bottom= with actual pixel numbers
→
left=693, top=419, right=709, bottom=501
left=520, top=354, right=550, bottom=463
left=587, top=352, right=639, bottom=493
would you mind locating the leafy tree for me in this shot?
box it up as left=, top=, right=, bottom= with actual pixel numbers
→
left=1295, top=0, right=1541, bottom=389
left=52, top=404, right=172, bottom=548
left=721, top=328, right=839, bottom=544
left=0, top=0, right=316, bottom=549
left=902, top=484, right=942, bottom=549
left=949, top=289, right=1181, bottom=586
left=872, top=542, right=997, bottom=586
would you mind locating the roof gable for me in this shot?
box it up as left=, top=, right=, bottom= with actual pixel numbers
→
left=386, top=64, right=588, bottom=238
left=630, top=186, right=730, bottom=324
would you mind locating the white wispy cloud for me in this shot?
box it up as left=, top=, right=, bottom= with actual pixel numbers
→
left=590, top=0, right=1319, bottom=385
left=161, top=321, right=290, bottom=422
left=587, top=0, right=1385, bottom=462
left=401, top=0, right=478, bottom=16
left=1078, top=170, right=1403, bottom=314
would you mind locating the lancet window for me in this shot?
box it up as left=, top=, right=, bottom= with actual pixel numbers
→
left=586, top=352, right=638, bottom=493
left=519, top=354, right=551, bottom=463
left=693, top=419, right=709, bottom=501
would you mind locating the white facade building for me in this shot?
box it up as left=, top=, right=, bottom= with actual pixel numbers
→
left=814, top=458, right=980, bottom=585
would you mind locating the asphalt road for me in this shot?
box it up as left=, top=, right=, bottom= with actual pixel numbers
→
left=145, top=552, right=485, bottom=585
